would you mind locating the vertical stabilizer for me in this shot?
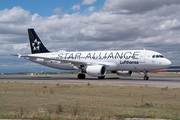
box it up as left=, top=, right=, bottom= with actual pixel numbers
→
left=28, top=29, right=50, bottom=54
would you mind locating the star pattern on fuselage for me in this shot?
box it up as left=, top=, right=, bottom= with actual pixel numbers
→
left=32, top=39, right=41, bottom=51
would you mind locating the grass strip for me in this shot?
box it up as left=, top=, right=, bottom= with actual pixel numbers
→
left=0, top=82, right=180, bottom=119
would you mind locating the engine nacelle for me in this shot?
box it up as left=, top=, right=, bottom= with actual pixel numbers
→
left=86, top=65, right=106, bottom=77
left=116, top=71, right=132, bottom=77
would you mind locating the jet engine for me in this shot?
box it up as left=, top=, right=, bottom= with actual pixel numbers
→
left=86, top=65, right=106, bottom=77
left=116, top=71, right=132, bottom=77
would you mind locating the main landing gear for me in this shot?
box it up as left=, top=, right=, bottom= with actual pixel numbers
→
left=143, top=70, right=149, bottom=80
left=98, top=76, right=105, bottom=79
left=77, top=74, right=105, bottom=79
left=78, top=65, right=86, bottom=79
left=78, top=73, right=86, bottom=79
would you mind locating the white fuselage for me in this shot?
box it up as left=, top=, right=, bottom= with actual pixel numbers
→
left=26, top=50, right=171, bottom=71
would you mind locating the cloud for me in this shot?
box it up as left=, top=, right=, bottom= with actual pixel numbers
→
left=71, top=0, right=97, bottom=10
left=0, top=6, right=31, bottom=24
left=101, top=0, right=180, bottom=14
left=1, top=1, right=180, bottom=73
left=155, top=19, right=180, bottom=30
left=32, top=13, right=40, bottom=21
left=82, top=0, right=97, bottom=5
left=86, top=6, right=96, bottom=12
left=52, top=7, right=62, bottom=14
left=71, top=5, right=80, bottom=10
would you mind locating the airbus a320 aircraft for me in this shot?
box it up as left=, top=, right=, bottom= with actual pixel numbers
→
left=11, top=29, right=171, bottom=80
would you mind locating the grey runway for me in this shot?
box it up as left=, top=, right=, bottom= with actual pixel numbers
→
left=0, top=75, right=179, bottom=88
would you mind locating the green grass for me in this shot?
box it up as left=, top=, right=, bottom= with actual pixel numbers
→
left=0, top=82, right=180, bottom=119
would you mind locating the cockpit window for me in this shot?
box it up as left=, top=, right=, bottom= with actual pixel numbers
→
left=159, top=55, right=164, bottom=58
left=152, top=55, right=164, bottom=58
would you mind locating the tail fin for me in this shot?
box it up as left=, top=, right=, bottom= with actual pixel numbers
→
left=28, top=29, right=50, bottom=54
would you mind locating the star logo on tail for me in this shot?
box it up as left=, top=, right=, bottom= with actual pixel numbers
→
left=32, top=39, right=41, bottom=51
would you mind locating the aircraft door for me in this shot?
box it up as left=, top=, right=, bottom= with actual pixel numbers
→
left=140, top=51, right=146, bottom=63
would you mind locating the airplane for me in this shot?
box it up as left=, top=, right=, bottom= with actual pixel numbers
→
left=11, top=29, right=172, bottom=80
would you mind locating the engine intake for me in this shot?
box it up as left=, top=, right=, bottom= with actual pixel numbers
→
left=86, top=65, right=106, bottom=77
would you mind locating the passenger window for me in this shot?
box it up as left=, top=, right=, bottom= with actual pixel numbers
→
left=152, top=55, right=155, bottom=58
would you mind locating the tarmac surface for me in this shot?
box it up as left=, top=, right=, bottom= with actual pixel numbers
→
left=0, top=75, right=179, bottom=88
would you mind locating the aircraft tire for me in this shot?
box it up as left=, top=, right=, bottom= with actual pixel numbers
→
left=143, top=76, right=149, bottom=80
left=98, top=76, right=105, bottom=79
left=78, top=74, right=86, bottom=79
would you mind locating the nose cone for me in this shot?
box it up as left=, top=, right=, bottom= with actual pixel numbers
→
left=163, top=58, right=171, bottom=68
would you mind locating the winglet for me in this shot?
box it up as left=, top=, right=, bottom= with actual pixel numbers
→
left=18, top=53, right=21, bottom=59
left=10, top=53, right=21, bottom=59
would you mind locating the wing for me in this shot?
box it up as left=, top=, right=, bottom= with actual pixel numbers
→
left=11, top=54, right=117, bottom=70
left=11, top=53, right=89, bottom=65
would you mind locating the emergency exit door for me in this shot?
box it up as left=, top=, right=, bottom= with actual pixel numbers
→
left=140, top=51, right=146, bottom=63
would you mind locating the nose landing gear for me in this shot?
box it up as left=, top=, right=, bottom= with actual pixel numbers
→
left=143, top=70, right=149, bottom=80
left=144, top=75, right=149, bottom=80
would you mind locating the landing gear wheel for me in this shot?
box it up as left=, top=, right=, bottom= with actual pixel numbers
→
left=143, top=76, right=149, bottom=80
left=98, top=76, right=105, bottom=79
left=78, top=74, right=86, bottom=79
left=143, top=70, right=149, bottom=80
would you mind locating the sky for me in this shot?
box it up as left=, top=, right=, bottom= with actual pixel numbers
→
left=0, top=0, right=180, bottom=73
